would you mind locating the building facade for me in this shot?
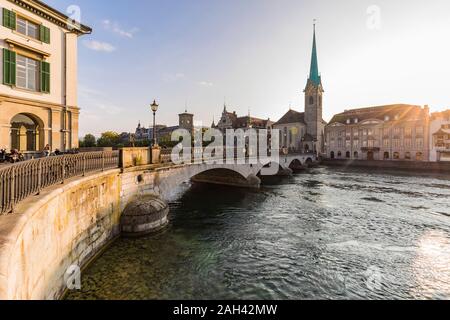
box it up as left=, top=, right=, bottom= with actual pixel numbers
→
left=325, top=104, right=430, bottom=161
left=273, top=25, right=326, bottom=155
left=0, top=0, right=91, bottom=155
left=430, top=110, right=450, bottom=162
left=134, top=110, right=195, bottom=144
left=213, top=105, right=273, bottom=132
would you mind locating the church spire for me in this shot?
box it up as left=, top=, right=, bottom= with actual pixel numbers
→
left=308, top=22, right=321, bottom=86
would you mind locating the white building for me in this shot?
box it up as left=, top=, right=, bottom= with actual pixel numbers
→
left=0, top=0, right=91, bottom=155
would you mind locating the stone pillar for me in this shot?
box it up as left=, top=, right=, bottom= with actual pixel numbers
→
left=0, top=123, right=11, bottom=151
left=51, top=110, right=62, bottom=152
left=151, top=146, right=161, bottom=164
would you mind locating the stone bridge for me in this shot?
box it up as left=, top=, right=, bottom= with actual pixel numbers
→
left=0, top=148, right=317, bottom=300
left=153, top=153, right=317, bottom=192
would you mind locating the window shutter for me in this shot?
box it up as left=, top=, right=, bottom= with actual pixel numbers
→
left=40, top=61, right=50, bottom=93
left=2, top=8, right=16, bottom=30
left=40, top=25, right=50, bottom=44
left=3, top=48, right=16, bottom=86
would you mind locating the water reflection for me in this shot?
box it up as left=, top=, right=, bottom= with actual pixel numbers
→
left=66, top=167, right=450, bottom=300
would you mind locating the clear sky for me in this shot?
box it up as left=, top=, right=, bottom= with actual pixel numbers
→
left=45, top=0, right=450, bottom=136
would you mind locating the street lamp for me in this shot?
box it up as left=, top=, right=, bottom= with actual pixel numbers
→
left=150, top=100, right=159, bottom=147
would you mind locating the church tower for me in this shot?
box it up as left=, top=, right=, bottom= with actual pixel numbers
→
left=179, top=109, right=194, bottom=134
left=304, top=23, right=325, bottom=154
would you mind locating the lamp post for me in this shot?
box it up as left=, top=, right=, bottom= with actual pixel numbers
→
left=150, top=100, right=159, bottom=147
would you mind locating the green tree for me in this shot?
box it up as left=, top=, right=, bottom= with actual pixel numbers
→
left=80, top=134, right=96, bottom=148
left=97, top=131, right=121, bottom=148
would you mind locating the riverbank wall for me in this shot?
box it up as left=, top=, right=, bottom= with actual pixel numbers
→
left=0, top=163, right=190, bottom=300
left=322, top=159, right=450, bottom=174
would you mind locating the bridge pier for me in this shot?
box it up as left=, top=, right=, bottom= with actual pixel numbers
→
left=121, top=195, right=169, bottom=237
left=191, top=171, right=261, bottom=189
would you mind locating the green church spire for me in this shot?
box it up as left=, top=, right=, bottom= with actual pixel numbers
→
left=308, top=23, right=321, bottom=86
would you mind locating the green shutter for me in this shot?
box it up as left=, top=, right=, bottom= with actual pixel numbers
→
left=40, top=61, right=50, bottom=93
left=40, top=25, right=50, bottom=44
left=3, top=48, right=16, bottom=86
left=2, top=8, right=16, bottom=30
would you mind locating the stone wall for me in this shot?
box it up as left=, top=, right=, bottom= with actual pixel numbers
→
left=0, top=170, right=122, bottom=300
left=0, top=152, right=318, bottom=300
left=0, top=165, right=194, bottom=300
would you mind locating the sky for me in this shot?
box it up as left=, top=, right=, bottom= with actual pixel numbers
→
left=45, top=0, right=450, bottom=136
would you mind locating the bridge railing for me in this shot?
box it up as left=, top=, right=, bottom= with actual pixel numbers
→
left=158, top=147, right=315, bottom=164
left=0, top=151, right=119, bottom=215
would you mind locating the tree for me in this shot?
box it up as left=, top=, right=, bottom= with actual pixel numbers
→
left=97, top=131, right=121, bottom=148
left=80, top=134, right=96, bottom=148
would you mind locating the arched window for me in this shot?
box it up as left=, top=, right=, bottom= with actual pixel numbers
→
left=330, top=151, right=335, bottom=159
left=309, top=96, right=314, bottom=105
left=394, top=152, right=400, bottom=160
left=354, top=152, right=359, bottom=159
left=338, top=151, right=342, bottom=158
left=384, top=152, right=390, bottom=160
left=416, top=152, right=423, bottom=161
left=405, top=152, right=411, bottom=160
left=346, top=151, right=351, bottom=159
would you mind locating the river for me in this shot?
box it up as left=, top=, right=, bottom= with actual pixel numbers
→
left=66, top=167, right=450, bottom=300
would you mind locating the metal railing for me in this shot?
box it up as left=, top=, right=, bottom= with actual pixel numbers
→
left=0, top=151, right=119, bottom=215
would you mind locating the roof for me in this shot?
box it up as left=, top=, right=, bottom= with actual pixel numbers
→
left=431, top=110, right=450, bottom=120
left=234, top=116, right=272, bottom=128
left=308, top=25, right=322, bottom=87
left=10, top=0, right=92, bottom=34
left=433, top=128, right=450, bottom=136
left=328, top=104, right=429, bottom=125
left=274, top=110, right=305, bottom=125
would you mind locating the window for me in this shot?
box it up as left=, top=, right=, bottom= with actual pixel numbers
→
left=405, top=152, right=411, bottom=160
left=354, top=152, right=359, bottom=159
left=338, top=151, right=342, bottom=158
left=404, top=138, right=412, bottom=148
left=384, top=152, right=390, bottom=160
left=385, top=116, right=390, bottom=122
left=346, top=151, right=351, bottom=159
left=392, top=139, right=400, bottom=148
left=309, top=96, right=314, bottom=105
left=416, top=127, right=424, bottom=137
left=416, top=152, right=423, bottom=161
left=16, top=16, right=39, bottom=39
left=16, top=54, right=39, bottom=91
left=416, top=138, right=424, bottom=149
left=346, top=119, right=351, bottom=124
left=354, top=118, right=359, bottom=124
left=3, top=49, right=50, bottom=92
left=393, top=152, right=400, bottom=160
left=405, top=127, right=412, bottom=138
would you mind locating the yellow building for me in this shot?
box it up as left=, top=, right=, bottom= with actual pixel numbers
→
left=0, top=0, right=91, bottom=156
